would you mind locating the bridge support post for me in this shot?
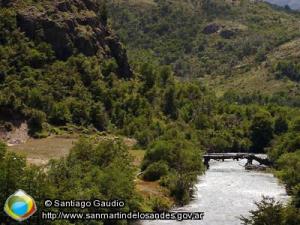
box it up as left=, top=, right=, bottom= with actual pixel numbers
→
left=246, top=158, right=253, bottom=166
left=204, top=158, right=210, bottom=169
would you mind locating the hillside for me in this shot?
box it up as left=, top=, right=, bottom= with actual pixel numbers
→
left=206, top=36, right=300, bottom=102
left=0, top=0, right=132, bottom=136
left=107, top=0, right=300, bottom=99
left=0, top=0, right=208, bottom=211
left=0, top=0, right=299, bottom=224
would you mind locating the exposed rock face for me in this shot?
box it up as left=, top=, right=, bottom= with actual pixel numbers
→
left=4, top=123, right=29, bottom=146
left=0, top=108, right=29, bottom=146
left=16, top=0, right=132, bottom=78
left=203, top=23, right=239, bottom=39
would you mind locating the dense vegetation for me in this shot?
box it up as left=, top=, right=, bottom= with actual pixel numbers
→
left=108, top=0, right=300, bottom=77
left=111, top=0, right=300, bottom=220
left=240, top=113, right=300, bottom=224
left=0, top=0, right=209, bottom=214
left=108, top=0, right=300, bottom=104
left=0, top=139, right=141, bottom=225
left=274, top=60, right=300, bottom=81
left=0, top=0, right=299, bottom=224
left=240, top=197, right=300, bottom=225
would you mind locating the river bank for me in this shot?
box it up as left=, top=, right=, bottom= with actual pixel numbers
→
left=142, top=159, right=289, bottom=225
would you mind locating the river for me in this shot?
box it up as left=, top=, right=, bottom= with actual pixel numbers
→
left=142, top=158, right=289, bottom=225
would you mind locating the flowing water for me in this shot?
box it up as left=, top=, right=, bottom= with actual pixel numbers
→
left=142, top=158, right=289, bottom=225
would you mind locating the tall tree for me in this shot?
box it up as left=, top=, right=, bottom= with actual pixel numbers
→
left=274, top=115, right=289, bottom=135
left=163, top=86, right=178, bottom=120
left=250, top=111, right=273, bottom=152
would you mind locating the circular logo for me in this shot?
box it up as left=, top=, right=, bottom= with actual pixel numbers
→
left=4, top=190, right=37, bottom=221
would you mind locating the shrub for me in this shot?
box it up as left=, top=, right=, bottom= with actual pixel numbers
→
left=169, top=176, right=194, bottom=205
left=91, top=103, right=108, bottom=131
left=274, top=115, right=288, bottom=135
left=142, top=137, right=203, bottom=203
left=292, top=117, right=300, bottom=132
left=150, top=197, right=171, bottom=212
left=240, top=197, right=285, bottom=225
left=50, top=102, right=72, bottom=125
left=69, top=100, right=91, bottom=125
left=143, top=161, right=169, bottom=181
left=0, top=141, right=6, bottom=159
left=292, top=184, right=300, bottom=208
left=163, top=86, right=178, bottom=120
left=27, top=109, right=46, bottom=135
left=240, top=197, right=300, bottom=225
left=275, top=61, right=300, bottom=82
left=140, top=63, right=157, bottom=92
left=102, top=59, right=118, bottom=77
left=276, top=151, right=300, bottom=191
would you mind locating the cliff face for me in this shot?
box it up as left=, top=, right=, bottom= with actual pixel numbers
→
left=15, top=0, right=132, bottom=78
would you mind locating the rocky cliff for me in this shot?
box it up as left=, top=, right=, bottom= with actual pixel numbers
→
left=11, top=0, right=132, bottom=78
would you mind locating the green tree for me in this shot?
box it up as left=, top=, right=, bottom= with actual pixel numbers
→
left=140, top=63, right=157, bottom=92
left=240, top=197, right=285, bottom=225
left=240, top=197, right=300, bottom=225
left=50, top=102, right=72, bottom=125
left=274, top=115, right=288, bottom=135
left=159, top=66, right=173, bottom=86
left=27, top=109, right=46, bottom=135
left=276, top=151, right=300, bottom=191
left=163, top=86, right=178, bottom=120
left=142, top=138, right=203, bottom=204
left=292, top=116, right=300, bottom=132
left=143, top=161, right=169, bottom=181
left=48, top=139, right=140, bottom=224
left=250, top=111, right=273, bottom=152
left=91, top=102, right=108, bottom=131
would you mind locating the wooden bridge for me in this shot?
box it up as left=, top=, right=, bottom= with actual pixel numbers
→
left=203, top=153, right=273, bottom=169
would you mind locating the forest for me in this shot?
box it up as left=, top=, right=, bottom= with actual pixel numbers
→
left=0, top=0, right=299, bottom=224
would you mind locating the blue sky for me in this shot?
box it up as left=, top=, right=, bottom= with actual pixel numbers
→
left=264, top=0, right=300, bottom=9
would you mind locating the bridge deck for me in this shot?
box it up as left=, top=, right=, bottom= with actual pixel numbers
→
left=204, top=153, right=251, bottom=159
left=203, top=153, right=272, bottom=168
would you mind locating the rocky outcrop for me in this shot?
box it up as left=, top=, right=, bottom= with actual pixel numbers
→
left=203, top=23, right=239, bottom=39
left=0, top=108, right=29, bottom=145
left=16, top=0, right=132, bottom=78
left=0, top=123, right=30, bottom=146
